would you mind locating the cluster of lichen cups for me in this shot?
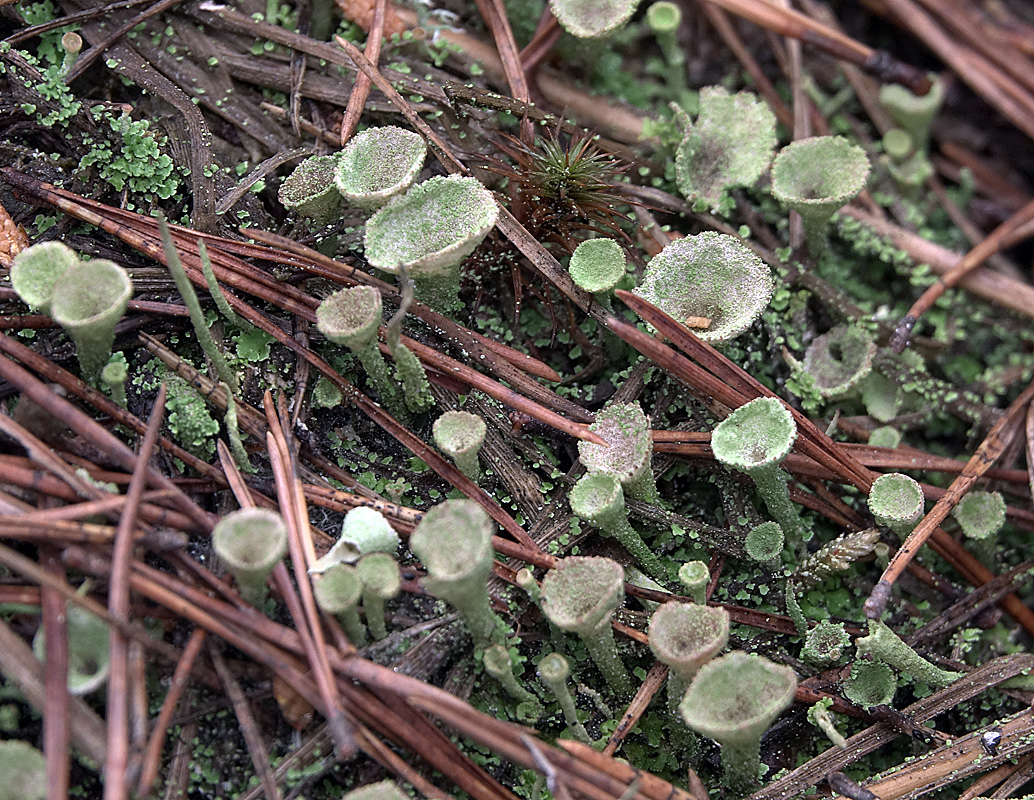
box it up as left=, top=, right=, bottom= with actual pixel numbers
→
left=11, top=241, right=133, bottom=386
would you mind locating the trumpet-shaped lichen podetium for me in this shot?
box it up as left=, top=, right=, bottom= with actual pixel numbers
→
left=800, top=324, right=877, bottom=400
left=540, top=556, right=631, bottom=695
left=212, top=508, right=288, bottom=608
left=578, top=401, right=659, bottom=503
left=633, top=231, right=773, bottom=345
left=674, top=87, right=777, bottom=211
left=10, top=240, right=78, bottom=314
left=278, top=153, right=342, bottom=226
left=868, top=472, right=924, bottom=537
left=549, top=0, right=642, bottom=38
left=0, top=740, right=46, bottom=800
left=50, top=258, right=133, bottom=386
left=335, top=126, right=427, bottom=210
left=569, top=238, right=626, bottom=308
left=312, top=562, right=367, bottom=645
left=680, top=651, right=797, bottom=798
left=364, top=174, right=498, bottom=315
left=433, top=410, right=487, bottom=483
left=342, top=779, right=410, bottom=800
left=648, top=602, right=729, bottom=712
left=409, top=499, right=505, bottom=649
left=33, top=603, right=111, bottom=696
left=710, top=397, right=802, bottom=553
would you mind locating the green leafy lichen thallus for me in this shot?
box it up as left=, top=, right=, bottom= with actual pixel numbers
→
left=212, top=508, right=288, bottom=608
left=710, top=397, right=803, bottom=555
left=10, top=240, right=78, bottom=314
left=568, top=238, right=626, bottom=310
left=953, top=490, right=1006, bottom=568
left=549, top=0, right=642, bottom=38
left=433, top=410, right=487, bottom=483
left=648, top=602, right=729, bottom=714
left=409, top=499, right=506, bottom=649
left=770, top=135, right=870, bottom=254
left=539, top=556, right=631, bottom=695
left=678, top=560, right=710, bottom=604
left=313, top=562, right=367, bottom=645
left=854, top=619, right=962, bottom=688
left=32, top=602, right=110, bottom=696
left=868, top=473, right=924, bottom=537
left=49, top=256, right=133, bottom=387
left=278, top=154, right=342, bottom=226
left=633, top=231, right=773, bottom=344
left=316, top=285, right=406, bottom=421
left=680, top=651, right=797, bottom=798
left=363, top=174, right=499, bottom=315
left=578, top=401, right=660, bottom=504
left=537, top=653, right=593, bottom=743
left=673, top=87, right=777, bottom=212
left=0, top=740, right=46, bottom=800
left=355, top=552, right=400, bottom=641
left=483, top=644, right=543, bottom=722
left=569, top=472, right=667, bottom=583
left=334, top=126, right=427, bottom=210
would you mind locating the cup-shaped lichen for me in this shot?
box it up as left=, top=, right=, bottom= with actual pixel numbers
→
left=801, top=620, right=851, bottom=666
left=355, top=552, right=400, bottom=641
left=484, top=644, right=542, bottom=721
left=679, top=651, right=797, bottom=797
left=771, top=136, right=870, bottom=251
left=540, top=556, right=631, bottom=694
left=578, top=402, right=658, bottom=503
left=569, top=472, right=667, bottom=582
left=343, top=779, right=410, bottom=800
left=212, top=508, right=288, bottom=607
left=879, top=74, right=944, bottom=153
left=678, top=560, right=710, bottom=604
left=842, top=659, right=896, bottom=708
left=537, top=653, right=592, bottom=743
left=279, top=154, right=342, bottom=226
left=868, top=473, right=924, bottom=536
left=569, top=238, right=626, bottom=308
left=316, top=285, right=404, bottom=418
left=50, top=258, right=133, bottom=386
left=744, top=521, right=784, bottom=569
left=549, top=0, right=642, bottom=37
left=674, top=87, right=777, bottom=211
left=0, top=740, right=46, bottom=800
left=364, top=174, right=498, bottom=314
left=409, top=499, right=505, bottom=648
left=10, top=240, right=78, bottom=314
left=335, top=126, right=427, bottom=210
left=312, top=562, right=367, bottom=644
left=649, top=602, right=729, bottom=711
left=32, top=603, right=111, bottom=696
left=311, top=505, right=400, bottom=573
left=711, top=397, right=802, bottom=552
left=801, top=325, right=877, bottom=400
left=433, top=410, right=487, bottom=483
left=954, top=489, right=1006, bottom=566
left=633, top=232, right=773, bottom=345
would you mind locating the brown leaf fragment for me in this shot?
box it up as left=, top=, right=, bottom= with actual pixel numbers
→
left=334, top=0, right=407, bottom=38
left=0, top=201, right=29, bottom=268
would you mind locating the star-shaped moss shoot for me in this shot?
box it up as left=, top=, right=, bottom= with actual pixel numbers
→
left=801, top=619, right=851, bottom=667
left=279, top=154, right=342, bottom=226
left=50, top=257, right=133, bottom=386
left=549, top=0, right=642, bottom=38
left=879, top=74, right=944, bottom=154
left=312, top=562, right=367, bottom=645
left=954, top=490, right=1006, bottom=568
left=673, top=87, right=777, bottom=212
left=800, top=325, right=877, bottom=400
left=540, top=556, right=631, bottom=694
left=856, top=619, right=962, bottom=688
left=569, top=238, right=626, bottom=310
left=212, top=508, right=288, bottom=608
left=633, top=231, right=773, bottom=345
left=679, top=651, right=797, bottom=797
left=33, top=603, right=110, bottom=696
left=842, top=658, right=896, bottom=709
left=364, top=174, right=498, bottom=315
left=311, top=506, right=401, bottom=574
left=868, top=473, right=924, bottom=537
left=744, top=521, right=784, bottom=569
left=770, top=136, right=870, bottom=254
left=578, top=402, right=658, bottom=503
left=569, top=472, right=667, bottom=582
left=355, top=552, right=400, bottom=640
left=433, top=410, right=487, bottom=483
left=10, top=240, right=78, bottom=314
left=0, top=741, right=46, bottom=800
left=649, top=602, right=729, bottom=713
left=409, top=499, right=505, bottom=649
left=335, top=126, right=427, bottom=210
left=316, top=285, right=405, bottom=419
left=711, top=397, right=802, bottom=554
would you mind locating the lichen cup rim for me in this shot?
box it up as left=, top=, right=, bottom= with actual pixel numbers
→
left=335, top=125, right=427, bottom=210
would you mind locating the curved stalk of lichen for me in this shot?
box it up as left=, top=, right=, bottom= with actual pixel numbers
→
left=854, top=620, right=961, bottom=687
